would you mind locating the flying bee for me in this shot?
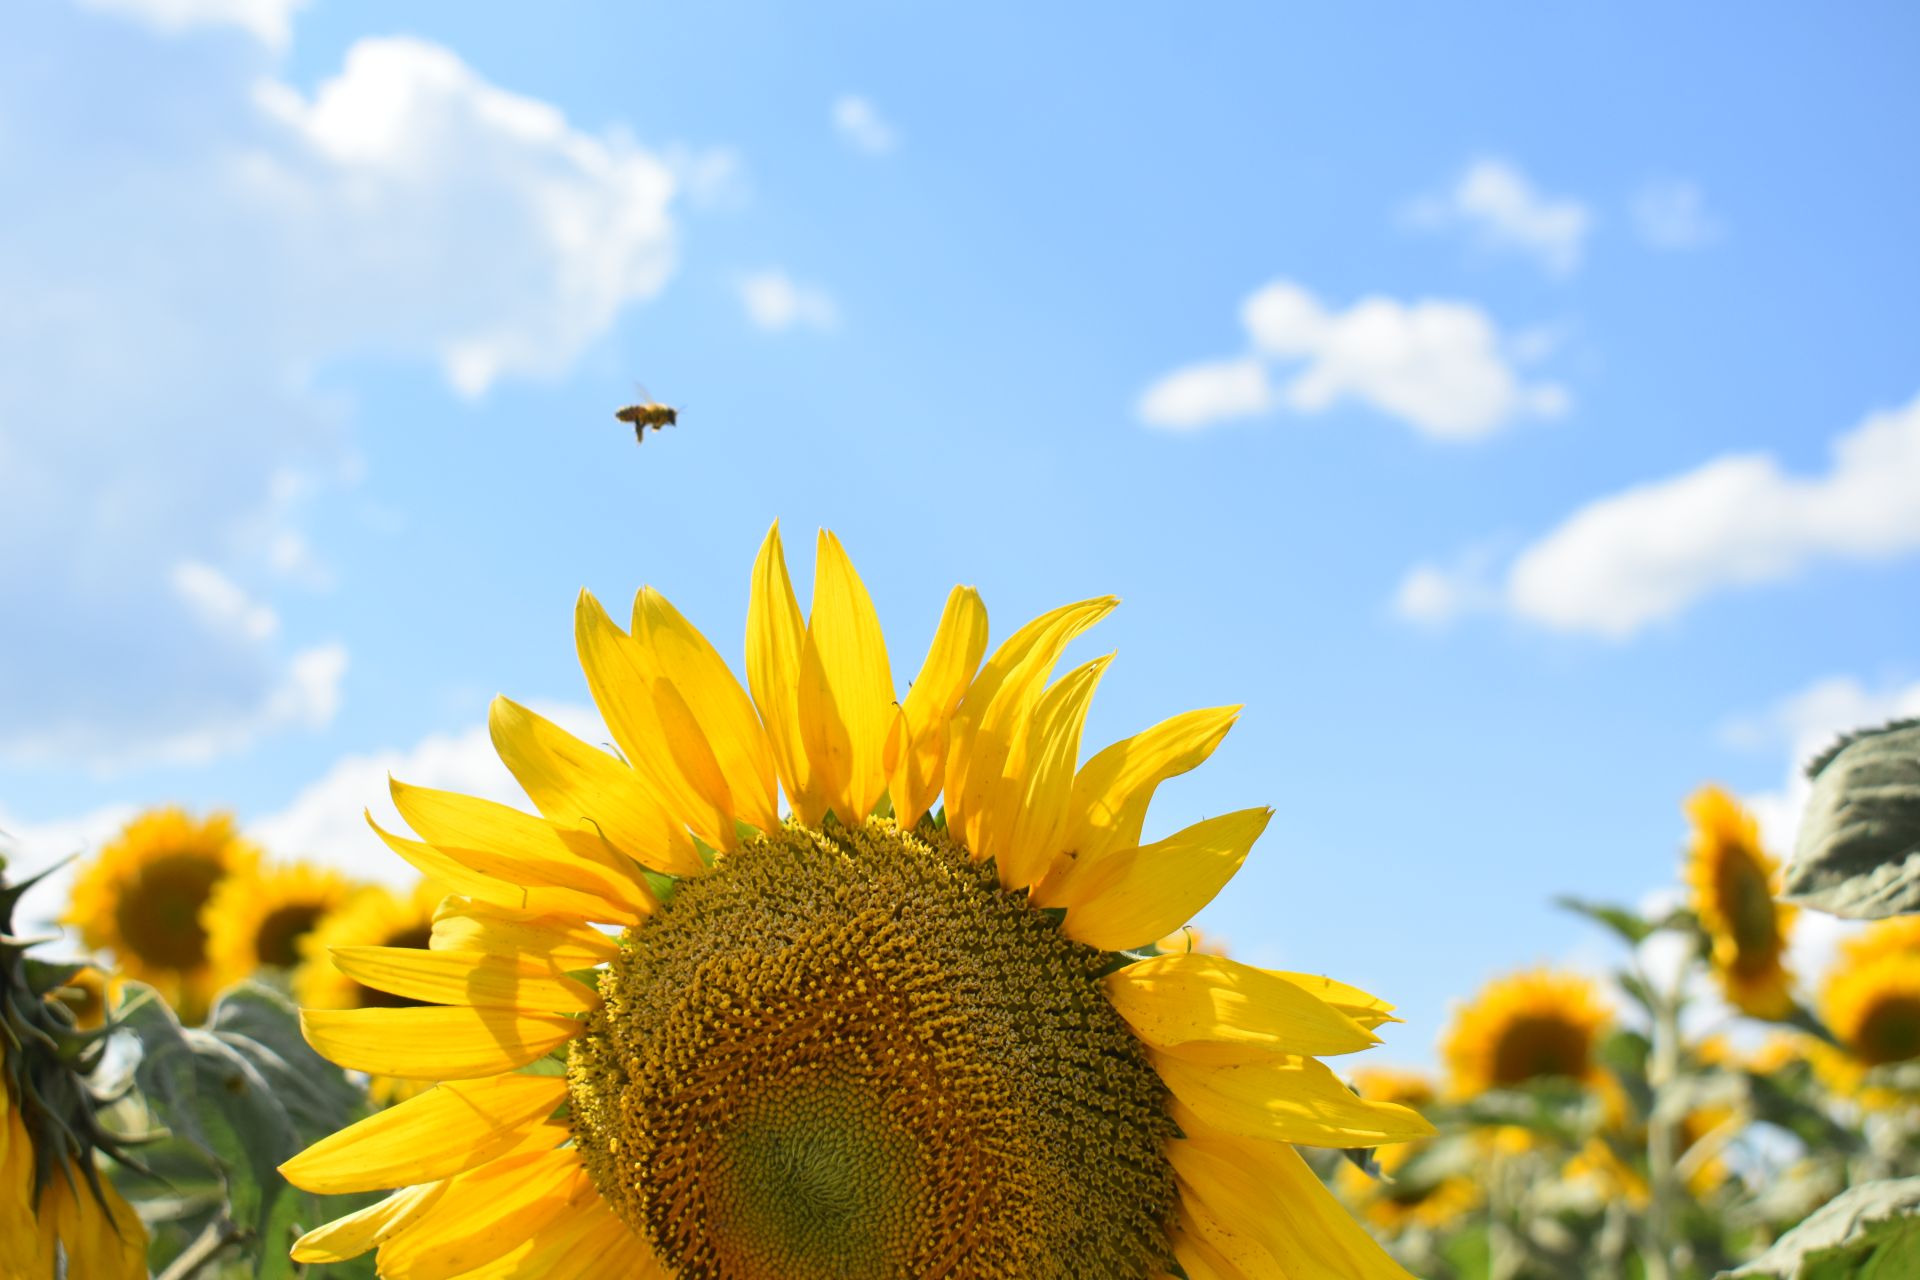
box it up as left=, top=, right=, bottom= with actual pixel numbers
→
left=615, top=392, right=680, bottom=445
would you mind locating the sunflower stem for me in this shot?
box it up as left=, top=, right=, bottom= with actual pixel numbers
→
left=1641, top=964, right=1682, bottom=1280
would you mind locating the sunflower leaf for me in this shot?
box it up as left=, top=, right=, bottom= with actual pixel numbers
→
left=1783, top=721, right=1920, bottom=920
left=1554, top=895, right=1657, bottom=946
left=1724, top=1176, right=1920, bottom=1277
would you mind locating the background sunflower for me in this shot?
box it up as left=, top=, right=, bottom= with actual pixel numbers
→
left=1684, top=785, right=1798, bottom=1020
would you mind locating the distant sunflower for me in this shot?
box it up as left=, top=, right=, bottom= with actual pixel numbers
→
left=282, top=524, right=1431, bottom=1279
left=1337, top=1068, right=1479, bottom=1232
left=1685, top=785, right=1796, bottom=1019
left=207, top=861, right=359, bottom=978
left=1443, top=970, right=1612, bottom=1097
left=64, top=807, right=257, bottom=1023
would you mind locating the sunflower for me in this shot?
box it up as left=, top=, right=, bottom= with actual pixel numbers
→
left=3, top=864, right=147, bottom=1277
left=44, top=966, right=115, bottom=1032
left=293, top=882, right=446, bottom=1014
left=1684, top=785, right=1797, bottom=1020
left=1336, top=1068, right=1479, bottom=1232
left=1801, top=917, right=1920, bottom=1107
left=63, top=807, right=257, bottom=1023
left=282, top=524, right=1431, bottom=1279
left=1443, top=970, right=1612, bottom=1098
left=207, top=860, right=360, bottom=977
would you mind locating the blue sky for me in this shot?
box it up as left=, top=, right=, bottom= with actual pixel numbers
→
left=4, top=0, right=1917, bottom=1063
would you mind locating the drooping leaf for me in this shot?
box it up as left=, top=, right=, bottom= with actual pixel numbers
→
left=1726, top=1177, right=1920, bottom=1277
left=1555, top=895, right=1659, bottom=946
left=1784, top=721, right=1920, bottom=920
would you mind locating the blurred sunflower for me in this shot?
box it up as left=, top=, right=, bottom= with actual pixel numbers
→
left=43, top=965, right=115, bottom=1032
left=1797, top=917, right=1920, bottom=1106
left=63, top=807, right=257, bottom=1023
left=1443, top=969, right=1612, bottom=1097
left=281, top=524, right=1432, bottom=1279
left=1337, top=1067, right=1479, bottom=1232
left=207, top=861, right=359, bottom=976
left=293, top=881, right=445, bottom=1014
left=1684, top=785, right=1796, bottom=1020
left=3, top=863, right=147, bottom=1277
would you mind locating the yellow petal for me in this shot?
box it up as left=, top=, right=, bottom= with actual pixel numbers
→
left=281, top=1074, right=568, bottom=1194
left=301, top=1006, right=580, bottom=1080
left=1272, top=972, right=1400, bottom=1030
left=442, top=1196, right=666, bottom=1280
left=576, top=589, right=735, bottom=848
left=997, top=655, right=1111, bottom=890
left=1154, top=1053, right=1436, bottom=1148
left=328, top=948, right=600, bottom=1013
left=429, top=897, right=621, bottom=969
left=1174, top=1198, right=1275, bottom=1279
left=890, top=585, right=989, bottom=826
left=798, top=530, right=896, bottom=822
left=376, top=1148, right=589, bottom=1280
left=292, top=1182, right=447, bottom=1263
left=489, top=697, right=702, bottom=876
left=1171, top=1136, right=1418, bottom=1280
left=387, top=780, right=654, bottom=923
left=633, top=587, right=779, bottom=832
left=946, top=598, right=1116, bottom=858
left=1059, top=808, right=1271, bottom=951
left=1033, top=706, right=1240, bottom=906
left=1103, top=953, right=1379, bottom=1061
left=43, top=1167, right=146, bottom=1280
left=747, top=520, right=818, bottom=822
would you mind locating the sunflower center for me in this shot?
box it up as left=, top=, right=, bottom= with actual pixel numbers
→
left=252, top=903, right=328, bottom=968
left=112, top=852, right=224, bottom=970
left=1719, top=854, right=1779, bottom=959
left=567, top=820, right=1177, bottom=1280
left=1490, top=1015, right=1591, bottom=1086
left=1855, top=994, right=1920, bottom=1066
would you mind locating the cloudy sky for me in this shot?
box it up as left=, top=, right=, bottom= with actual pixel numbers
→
left=4, top=0, right=1917, bottom=1061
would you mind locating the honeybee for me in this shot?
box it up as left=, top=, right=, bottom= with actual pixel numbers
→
left=615, top=396, right=679, bottom=444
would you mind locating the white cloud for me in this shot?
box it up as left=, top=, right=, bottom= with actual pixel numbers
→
left=832, top=95, right=897, bottom=155
left=1405, top=158, right=1592, bottom=278
left=1632, top=178, right=1722, bottom=250
left=738, top=269, right=839, bottom=333
left=75, top=0, right=306, bottom=49
left=1393, top=550, right=1501, bottom=627
left=0, top=19, right=704, bottom=768
left=1402, top=393, right=1920, bottom=636
left=1140, top=280, right=1567, bottom=439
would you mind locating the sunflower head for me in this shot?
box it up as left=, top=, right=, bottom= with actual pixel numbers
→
left=63, top=806, right=257, bottom=1023
left=281, top=524, right=1430, bottom=1280
left=1823, top=953, right=1920, bottom=1068
left=1443, top=969, right=1612, bottom=1097
left=1684, top=785, right=1796, bottom=1019
left=1, top=861, right=148, bottom=1277
left=206, top=860, right=358, bottom=976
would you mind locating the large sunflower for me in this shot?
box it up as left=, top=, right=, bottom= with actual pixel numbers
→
left=1443, top=970, right=1611, bottom=1097
left=1684, top=785, right=1796, bottom=1020
left=282, top=524, right=1431, bottom=1279
left=64, top=807, right=258, bottom=1023
left=206, top=860, right=360, bottom=977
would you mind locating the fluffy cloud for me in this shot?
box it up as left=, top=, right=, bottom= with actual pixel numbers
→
left=1400, top=393, right=1920, bottom=636
left=0, top=17, right=698, bottom=768
left=1405, top=158, right=1592, bottom=278
left=1139, top=280, right=1566, bottom=439
left=74, top=0, right=306, bottom=48
left=738, top=269, right=839, bottom=333
left=1632, top=178, right=1723, bottom=250
left=832, top=95, right=898, bottom=155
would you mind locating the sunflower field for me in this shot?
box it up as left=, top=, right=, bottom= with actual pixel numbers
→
left=5, top=533, right=1919, bottom=1279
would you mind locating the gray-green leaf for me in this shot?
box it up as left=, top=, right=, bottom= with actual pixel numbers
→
left=1784, top=721, right=1920, bottom=920
left=1726, top=1177, right=1920, bottom=1278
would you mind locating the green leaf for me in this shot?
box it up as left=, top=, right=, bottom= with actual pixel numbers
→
left=1555, top=895, right=1659, bottom=946
left=1783, top=721, right=1920, bottom=920
left=1726, top=1177, right=1920, bottom=1277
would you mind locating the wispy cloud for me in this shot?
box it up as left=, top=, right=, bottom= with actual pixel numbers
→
left=1404, top=157, right=1592, bottom=278
left=738, top=269, right=839, bottom=333
left=1397, top=391, right=1920, bottom=637
left=1632, top=178, right=1723, bottom=250
left=832, top=94, right=898, bottom=155
left=75, top=0, right=307, bottom=48
left=1139, top=280, right=1567, bottom=440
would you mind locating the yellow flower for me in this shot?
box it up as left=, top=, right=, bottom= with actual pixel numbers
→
left=1685, top=785, right=1797, bottom=1019
left=1802, top=917, right=1920, bottom=1107
left=1443, top=969, right=1612, bottom=1098
left=207, top=860, right=360, bottom=977
left=44, top=966, right=115, bottom=1032
left=282, top=524, right=1431, bottom=1279
left=63, top=807, right=257, bottom=1023
left=1336, top=1068, right=1480, bottom=1232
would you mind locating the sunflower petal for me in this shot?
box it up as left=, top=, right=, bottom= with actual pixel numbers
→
left=798, top=530, right=896, bottom=823
left=747, top=520, right=818, bottom=821
left=1272, top=972, right=1400, bottom=1030
left=328, top=948, right=600, bottom=1013
left=1103, top=953, right=1379, bottom=1061
left=998, top=655, right=1112, bottom=890
left=281, top=1075, right=569, bottom=1194
left=1174, top=1197, right=1275, bottom=1279
left=489, top=697, right=702, bottom=876
left=429, top=897, right=621, bottom=968
left=1059, top=808, right=1271, bottom=951
left=1171, top=1136, right=1418, bottom=1280
left=375, top=1148, right=588, bottom=1280
left=301, top=1007, right=580, bottom=1080
left=1154, top=1054, right=1436, bottom=1148
left=292, top=1182, right=447, bottom=1263
left=891, top=585, right=989, bottom=825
